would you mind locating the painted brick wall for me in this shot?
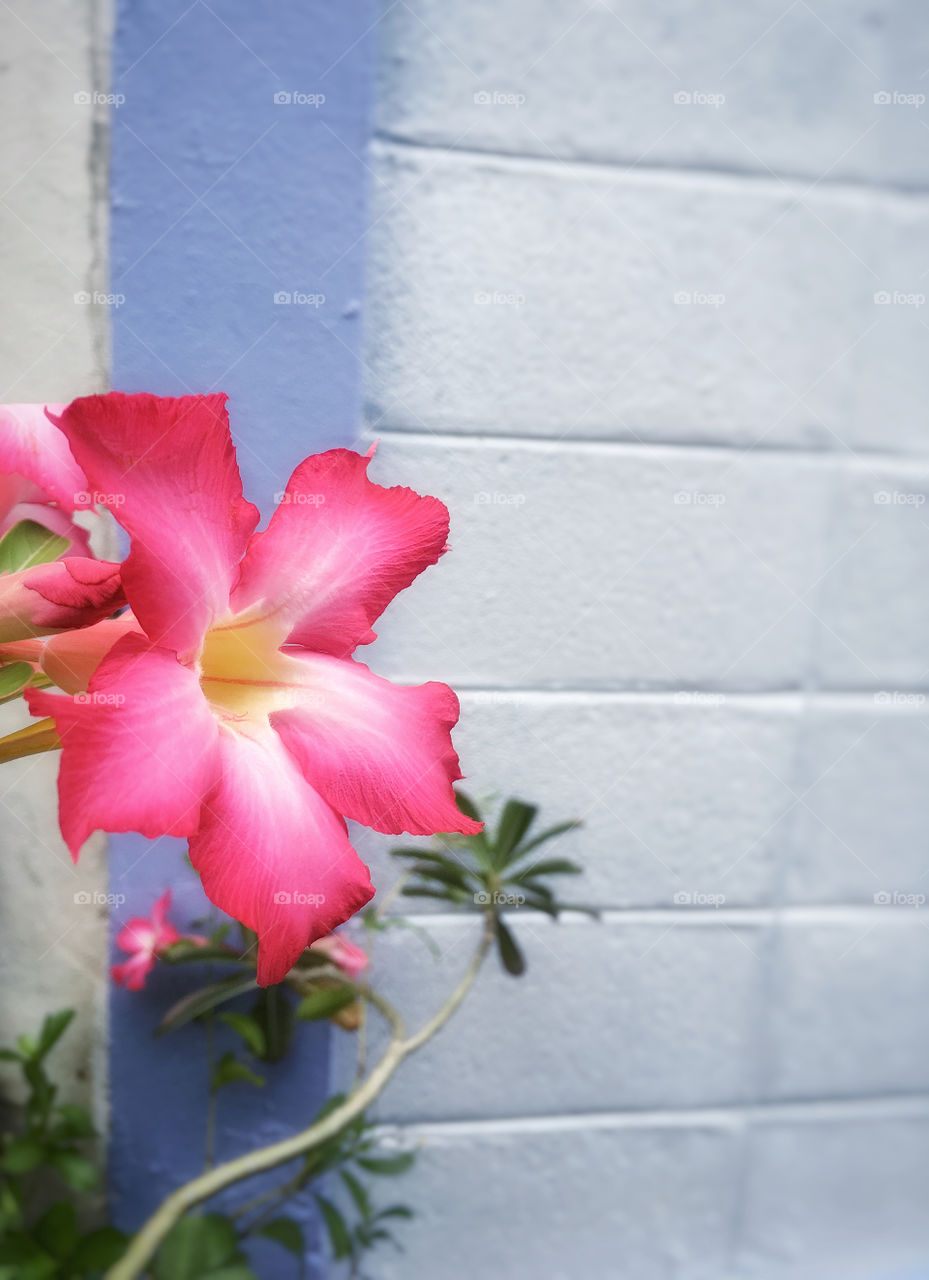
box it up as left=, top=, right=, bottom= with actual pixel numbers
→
left=346, top=3, right=929, bottom=1276
left=0, top=0, right=112, bottom=1128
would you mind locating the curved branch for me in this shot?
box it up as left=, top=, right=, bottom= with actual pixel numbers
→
left=107, top=912, right=496, bottom=1280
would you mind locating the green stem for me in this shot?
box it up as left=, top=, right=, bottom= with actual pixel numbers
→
left=106, top=912, right=495, bottom=1280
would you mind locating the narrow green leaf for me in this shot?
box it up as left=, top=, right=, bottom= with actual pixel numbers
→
left=340, top=1168, right=371, bottom=1219
left=211, top=1051, right=265, bottom=1091
left=296, top=986, right=356, bottom=1021
left=409, top=862, right=473, bottom=892
left=451, top=790, right=483, bottom=825
left=156, top=974, right=259, bottom=1035
left=508, top=858, right=582, bottom=881
left=315, top=1194, right=352, bottom=1260
left=217, top=1012, right=266, bottom=1057
left=160, top=941, right=249, bottom=966
left=356, top=1152, right=416, bottom=1176
left=0, top=521, right=69, bottom=574
left=493, top=799, right=538, bottom=866
left=400, top=886, right=468, bottom=904
left=256, top=1217, right=305, bottom=1257
left=495, top=918, right=526, bottom=976
left=509, top=819, right=581, bottom=860
left=377, top=1204, right=414, bottom=1219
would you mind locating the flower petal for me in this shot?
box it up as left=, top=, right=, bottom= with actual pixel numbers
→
left=39, top=613, right=143, bottom=694
left=0, top=404, right=85, bottom=510
left=189, top=726, right=374, bottom=986
left=232, top=447, right=449, bottom=657
left=0, top=559, right=124, bottom=643
left=25, top=633, right=220, bottom=858
left=111, top=952, right=155, bottom=991
left=53, top=393, right=259, bottom=657
left=271, top=652, right=481, bottom=837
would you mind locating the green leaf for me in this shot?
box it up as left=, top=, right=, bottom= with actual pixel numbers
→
left=495, top=918, right=526, bottom=976
left=509, top=819, right=581, bottom=860
left=314, top=1194, right=352, bottom=1260
left=0, top=521, right=69, bottom=574
left=0, top=1048, right=21, bottom=1062
left=153, top=1214, right=243, bottom=1280
left=210, top=1052, right=265, bottom=1092
left=71, top=1226, right=129, bottom=1271
left=156, top=974, right=259, bottom=1035
left=50, top=1149, right=98, bottom=1191
left=409, top=862, right=473, bottom=892
left=400, top=886, right=468, bottom=905
left=52, top=1102, right=95, bottom=1140
left=340, top=1169, right=371, bottom=1220
left=36, top=1010, right=75, bottom=1061
left=33, top=1201, right=78, bottom=1260
left=377, top=1204, right=414, bottom=1220
left=0, top=663, right=33, bottom=701
left=356, top=1152, right=416, bottom=1176
left=257, top=1216, right=305, bottom=1257
left=1, top=1138, right=47, bottom=1173
left=0, top=1233, right=58, bottom=1278
left=493, top=800, right=537, bottom=866
left=217, top=1012, right=266, bottom=1057
left=160, top=941, right=248, bottom=966
left=296, top=986, right=356, bottom=1021
left=249, top=985, right=294, bottom=1063
left=508, top=858, right=582, bottom=881
left=451, top=791, right=483, bottom=825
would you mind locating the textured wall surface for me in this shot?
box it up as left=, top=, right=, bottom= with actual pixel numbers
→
left=0, top=0, right=112, bottom=1123
left=349, top=3, right=929, bottom=1276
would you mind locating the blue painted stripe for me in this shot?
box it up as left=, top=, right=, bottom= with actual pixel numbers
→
left=107, top=2, right=378, bottom=1272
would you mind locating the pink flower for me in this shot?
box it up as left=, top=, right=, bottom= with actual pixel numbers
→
left=310, top=932, right=369, bottom=980
left=111, top=890, right=182, bottom=991
left=0, top=404, right=94, bottom=553
left=28, top=393, right=481, bottom=986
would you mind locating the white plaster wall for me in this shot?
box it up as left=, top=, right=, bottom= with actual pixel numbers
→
left=0, top=0, right=112, bottom=1117
left=353, top=3, right=929, bottom=1276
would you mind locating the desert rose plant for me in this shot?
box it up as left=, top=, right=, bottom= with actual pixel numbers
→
left=0, top=396, right=589, bottom=1279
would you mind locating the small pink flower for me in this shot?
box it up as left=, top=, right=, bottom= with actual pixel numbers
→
left=310, top=933, right=368, bottom=980
left=111, top=890, right=182, bottom=991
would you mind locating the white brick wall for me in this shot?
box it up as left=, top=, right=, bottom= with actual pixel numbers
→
left=356, top=2, right=929, bottom=1275
left=0, top=0, right=112, bottom=1123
